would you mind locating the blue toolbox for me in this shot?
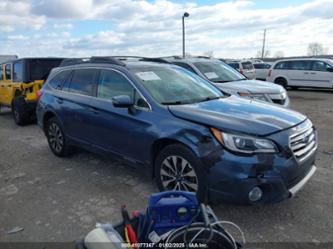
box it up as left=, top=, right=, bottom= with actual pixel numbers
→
left=145, top=191, right=199, bottom=235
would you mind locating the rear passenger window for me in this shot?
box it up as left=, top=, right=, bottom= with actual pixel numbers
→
left=5, top=64, right=11, bottom=80
left=98, top=70, right=134, bottom=99
left=290, top=60, right=311, bottom=70
left=312, top=61, right=332, bottom=71
left=49, top=70, right=71, bottom=90
left=274, top=61, right=290, bottom=70
left=69, top=69, right=97, bottom=96
left=13, top=61, right=23, bottom=82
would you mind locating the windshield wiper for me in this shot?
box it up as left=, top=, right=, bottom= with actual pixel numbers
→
left=212, top=80, right=229, bottom=83
left=196, top=96, right=220, bottom=103
left=161, top=101, right=184, bottom=105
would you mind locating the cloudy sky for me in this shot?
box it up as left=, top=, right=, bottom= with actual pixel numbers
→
left=0, top=0, right=332, bottom=59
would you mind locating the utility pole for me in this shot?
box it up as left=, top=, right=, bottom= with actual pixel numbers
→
left=182, top=12, right=190, bottom=58
left=261, top=28, right=266, bottom=60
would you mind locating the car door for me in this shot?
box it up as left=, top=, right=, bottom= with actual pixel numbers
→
left=288, top=60, right=312, bottom=87
left=60, top=68, right=99, bottom=144
left=309, top=60, right=333, bottom=88
left=86, top=68, right=153, bottom=162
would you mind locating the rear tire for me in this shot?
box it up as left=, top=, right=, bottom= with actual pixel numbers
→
left=274, top=78, right=287, bottom=88
left=154, top=144, right=208, bottom=203
left=12, top=96, right=30, bottom=126
left=46, top=117, right=72, bottom=157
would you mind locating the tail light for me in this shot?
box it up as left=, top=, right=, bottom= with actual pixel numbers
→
left=36, top=90, right=43, bottom=98
left=240, top=69, right=244, bottom=75
left=268, top=69, right=272, bottom=77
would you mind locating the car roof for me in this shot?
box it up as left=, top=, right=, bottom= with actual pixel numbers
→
left=51, top=59, right=177, bottom=75
left=273, top=58, right=333, bottom=64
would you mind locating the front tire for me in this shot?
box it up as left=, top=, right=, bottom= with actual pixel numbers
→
left=155, top=144, right=208, bottom=202
left=46, top=117, right=72, bottom=157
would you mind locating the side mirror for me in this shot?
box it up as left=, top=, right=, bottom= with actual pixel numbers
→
left=112, top=95, right=134, bottom=108
left=327, top=68, right=333, bottom=72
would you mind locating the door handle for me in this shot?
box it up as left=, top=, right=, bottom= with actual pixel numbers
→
left=310, top=72, right=316, bottom=75
left=56, top=97, right=63, bottom=104
left=90, top=107, right=100, bottom=114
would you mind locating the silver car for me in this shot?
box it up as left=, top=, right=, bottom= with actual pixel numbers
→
left=165, top=57, right=290, bottom=107
left=226, top=60, right=256, bottom=80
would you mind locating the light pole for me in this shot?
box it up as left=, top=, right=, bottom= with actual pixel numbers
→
left=182, top=12, right=190, bottom=58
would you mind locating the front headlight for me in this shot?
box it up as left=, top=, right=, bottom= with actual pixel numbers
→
left=238, top=92, right=270, bottom=102
left=211, top=128, right=278, bottom=154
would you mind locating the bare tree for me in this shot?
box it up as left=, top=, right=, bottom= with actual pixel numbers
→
left=307, top=42, right=327, bottom=56
left=274, top=51, right=284, bottom=58
left=256, top=50, right=270, bottom=58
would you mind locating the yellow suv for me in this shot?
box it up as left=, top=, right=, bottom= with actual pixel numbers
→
left=0, top=58, right=63, bottom=125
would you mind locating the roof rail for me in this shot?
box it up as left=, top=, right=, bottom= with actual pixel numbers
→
left=59, top=57, right=125, bottom=67
left=111, top=56, right=171, bottom=64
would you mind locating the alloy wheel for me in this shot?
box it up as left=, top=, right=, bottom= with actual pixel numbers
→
left=160, top=156, right=199, bottom=192
left=48, top=122, right=64, bottom=153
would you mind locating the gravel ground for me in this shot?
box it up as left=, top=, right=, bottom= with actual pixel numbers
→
left=0, top=89, right=332, bottom=244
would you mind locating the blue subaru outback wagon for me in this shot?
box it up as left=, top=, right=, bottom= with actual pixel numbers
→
left=36, top=57, right=317, bottom=204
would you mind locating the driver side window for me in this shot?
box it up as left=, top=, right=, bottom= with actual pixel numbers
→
left=97, top=69, right=149, bottom=109
left=312, top=61, right=332, bottom=71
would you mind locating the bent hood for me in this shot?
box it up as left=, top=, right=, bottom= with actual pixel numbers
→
left=168, top=96, right=306, bottom=136
left=214, top=79, right=284, bottom=95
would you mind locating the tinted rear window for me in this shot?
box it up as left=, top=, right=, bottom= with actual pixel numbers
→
left=290, top=60, right=311, bottom=70
left=27, top=59, right=63, bottom=81
left=69, top=69, right=97, bottom=96
left=241, top=62, right=254, bottom=70
left=254, top=63, right=270, bottom=69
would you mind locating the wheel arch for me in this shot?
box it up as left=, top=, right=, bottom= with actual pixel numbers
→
left=150, top=137, right=199, bottom=178
left=42, top=110, right=63, bottom=135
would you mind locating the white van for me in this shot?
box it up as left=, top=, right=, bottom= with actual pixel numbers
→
left=267, top=58, right=333, bottom=89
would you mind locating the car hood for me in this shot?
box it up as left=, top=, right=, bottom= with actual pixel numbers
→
left=214, top=79, right=284, bottom=94
left=168, top=96, right=306, bottom=136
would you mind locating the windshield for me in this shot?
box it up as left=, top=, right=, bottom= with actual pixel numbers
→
left=193, top=61, right=246, bottom=83
left=131, top=65, right=222, bottom=105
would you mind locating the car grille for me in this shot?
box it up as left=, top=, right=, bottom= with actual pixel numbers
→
left=290, top=121, right=317, bottom=162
